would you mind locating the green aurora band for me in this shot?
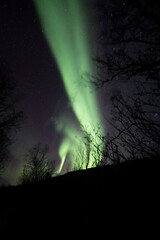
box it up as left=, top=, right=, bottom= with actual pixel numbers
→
left=34, top=0, right=104, bottom=173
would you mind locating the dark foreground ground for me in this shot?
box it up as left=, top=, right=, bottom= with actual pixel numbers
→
left=0, top=158, right=159, bottom=237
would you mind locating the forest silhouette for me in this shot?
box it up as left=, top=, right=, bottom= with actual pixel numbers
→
left=0, top=0, right=160, bottom=236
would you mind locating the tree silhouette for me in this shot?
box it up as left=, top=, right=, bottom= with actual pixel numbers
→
left=72, top=126, right=104, bottom=170
left=93, top=0, right=160, bottom=87
left=101, top=88, right=160, bottom=164
left=0, top=61, right=23, bottom=173
left=21, top=143, right=53, bottom=184
left=92, top=0, right=160, bottom=162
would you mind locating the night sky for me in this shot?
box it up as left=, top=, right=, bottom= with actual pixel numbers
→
left=0, top=2, right=159, bottom=236
left=0, top=0, right=107, bottom=184
left=2, top=0, right=155, bottom=185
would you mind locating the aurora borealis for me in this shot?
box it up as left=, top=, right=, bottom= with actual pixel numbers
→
left=1, top=3, right=160, bottom=235
left=34, top=0, right=104, bottom=173
left=0, top=0, right=159, bottom=189
left=0, top=0, right=107, bottom=185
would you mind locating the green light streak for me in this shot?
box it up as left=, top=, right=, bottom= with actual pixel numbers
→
left=34, top=0, right=104, bottom=173
left=58, top=137, right=71, bottom=174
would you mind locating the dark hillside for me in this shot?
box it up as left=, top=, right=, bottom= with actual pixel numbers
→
left=0, top=158, right=159, bottom=237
